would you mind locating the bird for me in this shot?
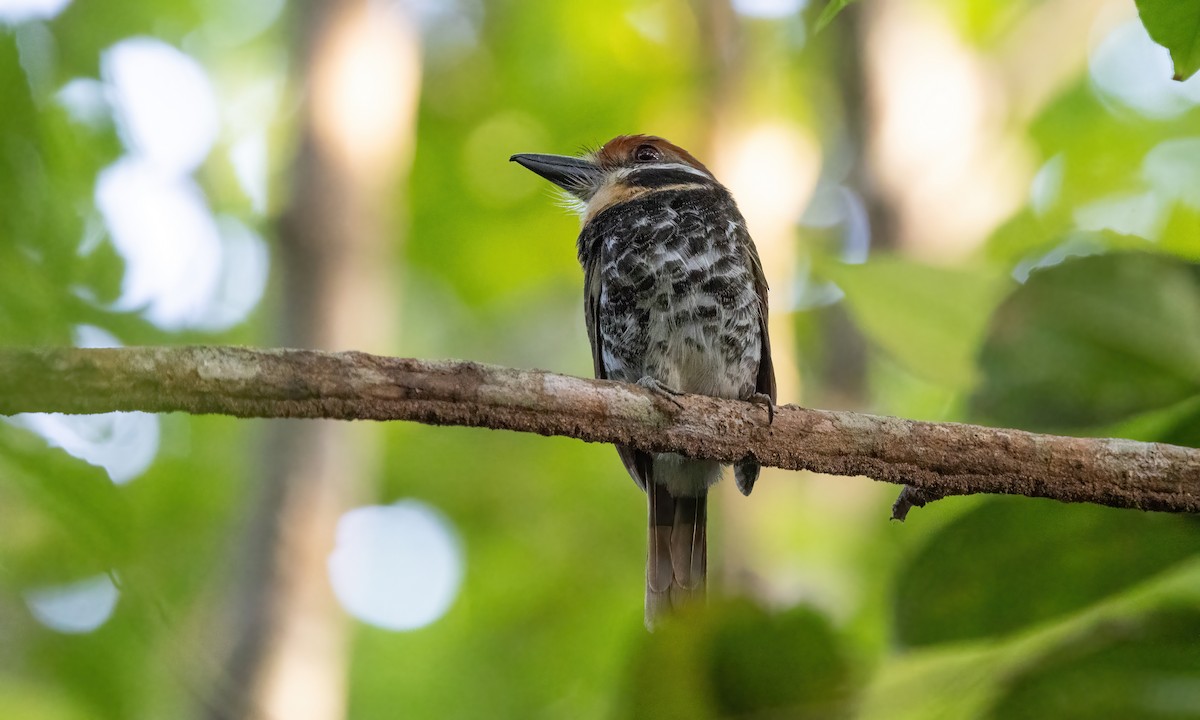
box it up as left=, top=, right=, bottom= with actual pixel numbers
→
left=511, top=135, right=775, bottom=628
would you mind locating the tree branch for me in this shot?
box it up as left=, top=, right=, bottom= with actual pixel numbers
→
left=2, top=346, right=1197, bottom=514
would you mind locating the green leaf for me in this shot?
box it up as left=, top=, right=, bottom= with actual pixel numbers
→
left=865, top=559, right=1200, bottom=720
left=814, top=0, right=857, bottom=33
left=822, top=256, right=1011, bottom=390
left=1001, top=79, right=1200, bottom=253
left=972, top=252, right=1200, bottom=430
left=987, top=609, right=1200, bottom=719
left=1134, top=0, right=1200, bottom=81
left=893, top=497, right=1200, bottom=648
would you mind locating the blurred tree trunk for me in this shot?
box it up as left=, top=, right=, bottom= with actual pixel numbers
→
left=692, top=0, right=822, bottom=606
left=688, top=0, right=921, bottom=607
left=809, top=2, right=895, bottom=413
left=857, top=0, right=1028, bottom=260
left=204, top=0, right=420, bottom=717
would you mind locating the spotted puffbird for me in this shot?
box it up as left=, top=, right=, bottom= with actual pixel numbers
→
left=511, top=135, right=775, bottom=628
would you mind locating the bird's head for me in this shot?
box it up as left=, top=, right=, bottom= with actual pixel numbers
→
left=511, top=135, right=719, bottom=222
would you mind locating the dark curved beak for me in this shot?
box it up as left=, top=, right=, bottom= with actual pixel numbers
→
left=510, top=153, right=602, bottom=198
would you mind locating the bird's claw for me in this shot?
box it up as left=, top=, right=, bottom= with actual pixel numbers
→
left=636, top=376, right=685, bottom=410
left=748, top=392, right=775, bottom=425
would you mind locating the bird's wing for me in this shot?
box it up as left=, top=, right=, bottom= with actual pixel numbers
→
left=583, top=254, right=606, bottom=380
left=584, top=245, right=653, bottom=492
left=732, top=230, right=777, bottom=496
left=744, top=234, right=777, bottom=403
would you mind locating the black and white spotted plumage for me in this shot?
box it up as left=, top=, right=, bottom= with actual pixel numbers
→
left=512, top=135, right=775, bottom=628
left=579, top=184, right=773, bottom=493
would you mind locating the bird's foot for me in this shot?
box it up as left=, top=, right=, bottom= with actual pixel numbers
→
left=747, top=392, right=775, bottom=425
left=636, top=376, right=685, bottom=410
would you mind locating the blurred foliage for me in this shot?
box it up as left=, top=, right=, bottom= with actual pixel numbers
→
left=3, top=0, right=1200, bottom=719
left=895, top=498, right=1200, bottom=647
left=974, top=252, right=1200, bottom=430
left=820, top=255, right=1011, bottom=391
left=620, top=602, right=857, bottom=719
left=987, top=608, right=1200, bottom=720
left=814, top=0, right=858, bottom=33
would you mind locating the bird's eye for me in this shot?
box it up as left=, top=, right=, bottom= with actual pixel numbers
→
left=634, top=144, right=662, bottom=163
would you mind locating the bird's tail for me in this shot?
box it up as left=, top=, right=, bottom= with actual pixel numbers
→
left=645, top=482, right=707, bottom=629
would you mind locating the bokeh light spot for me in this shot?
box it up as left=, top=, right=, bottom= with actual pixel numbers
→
left=717, top=123, right=819, bottom=231
left=0, top=0, right=71, bottom=25
left=103, top=37, right=219, bottom=174
left=1072, top=191, right=1164, bottom=238
left=311, top=2, right=420, bottom=179
left=93, top=36, right=267, bottom=332
left=1089, top=20, right=1200, bottom=119
left=24, top=574, right=119, bottom=634
left=731, top=0, right=806, bottom=20
left=201, top=0, right=284, bottom=46
left=1030, top=153, right=1064, bottom=216
left=1143, top=137, right=1200, bottom=209
left=13, top=412, right=159, bottom=485
left=96, top=157, right=224, bottom=329
left=230, top=133, right=268, bottom=215
left=57, top=77, right=110, bottom=128
left=195, top=216, right=270, bottom=332
left=408, top=0, right=481, bottom=63
left=328, top=501, right=463, bottom=631
left=800, top=183, right=871, bottom=263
